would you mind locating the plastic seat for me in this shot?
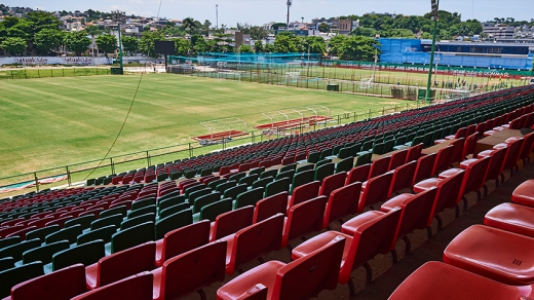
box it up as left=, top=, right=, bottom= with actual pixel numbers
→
left=217, top=235, right=345, bottom=300
left=235, top=187, right=264, bottom=209
left=100, top=205, right=127, bottom=218
left=292, top=208, right=401, bottom=284
left=5, top=226, right=37, bottom=240
left=405, top=143, right=423, bottom=163
left=111, top=222, right=155, bottom=254
left=0, top=257, right=14, bottom=272
left=223, top=184, right=248, bottom=201
left=0, top=239, right=41, bottom=261
left=484, top=202, right=534, bottom=238
left=512, top=180, right=534, bottom=207
left=210, top=206, right=253, bottom=242
left=155, top=220, right=210, bottom=267
left=72, top=272, right=153, bottom=300
left=196, top=199, right=233, bottom=222
left=388, top=161, right=417, bottom=197
left=152, top=241, right=227, bottom=300
left=501, top=138, right=524, bottom=172
left=345, top=164, right=371, bottom=185
left=380, top=188, right=438, bottom=249
left=65, top=215, right=96, bottom=230
left=253, top=192, right=288, bottom=223
left=440, top=156, right=491, bottom=201
left=77, top=225, right=117, bottom=245
left=128, top=205, right=156, bottom=219
left=318, top=172, right=346, bottom=198
left=290, top=169, right=314, bottom=192
left=155, top=209, right=192, bottom=239
left=0, top=262, right=44, bottom=299
left=22, top=240, right=70, bottom=265
left=322, top=182, right=362, bottom=228
left=52, top=240, right=105, bottom=271
left=287, top=181, right=320, bottom=209
left=91, top=214, right=122, bottom=231
left=358, top=172, right=393, bottom=213
left=443, top=225, right=534, bottom=285
left=412, top=153, right=436, bottom=185
left=432, top=145, right=454, bottom=175
left=7, top=264, right=86, bottom=300
left=282, top=196, right=328, bottom=247
left=335, top=156, right=354, bottom=173
left=86, top=241, right=156, bottom=289
left=264, top=178, right=291, bottom=197
left=314, top=163, right=335, bottom=182
left=478, top=147, right=508, bottom=182
left=0, top=236, right=19, bottom=251
left=222, top=214, right=284, bottom=275
left=158, top=203, right=189, bottom=219
left=388, top=149, right=408, bottom=171
left=388, top=261, right=533, bottom=300
left=121, top=213, right=155, bottom=230
left=369, top=156, right=391, bottom=178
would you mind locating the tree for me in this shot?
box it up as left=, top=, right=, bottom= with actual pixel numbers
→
left=254, top=40, right=264, bottom=53
left=33, top=29, right=63, bottom=54
left=238, top=45, right=254, bottom=54
left=304, top=36, right=326, bottom=54
left=350, top=27, right=377, bottom=37
left=63, top=30, right=91, bottom=55
left=0, top=37, right=27, bottom=55
left=182, top=17, right=197, bottom=35
left=210, top=33, right=234, bottom=52
left=264, top=43, right=275, bottom=53
left=26, top=11, right=61, bottom=37
left=271, top=22, right=287, bottom=30
left=248, top=26, right=268, bottom=40
left=274, top=32, right=302, bottom=53
left=172, top=38, right=191, bottom=56
left=318, top=22, right=330, bottom=33
left=96, top=34, right=117, bottom=58
left=122, top=36, right=139, bottom=55
left=139, top=30, right=165, bottom=58
left=85, top=25, right=104, bottom=37
left=329, top=35, right=379, bottom=61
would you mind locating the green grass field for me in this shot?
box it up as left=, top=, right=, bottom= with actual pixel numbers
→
left=0, top=73, right=407, bottom=181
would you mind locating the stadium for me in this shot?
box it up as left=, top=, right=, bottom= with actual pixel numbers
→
left=1, top=1, right=534, bottom=300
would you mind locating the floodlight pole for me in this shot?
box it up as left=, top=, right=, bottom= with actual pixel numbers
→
left=118, top=22, right=124, bottom=73
left=425, top=0, right=439, bottom=103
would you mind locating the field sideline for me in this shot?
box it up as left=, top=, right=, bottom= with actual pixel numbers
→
left=0, top=73, right=406, bottom=179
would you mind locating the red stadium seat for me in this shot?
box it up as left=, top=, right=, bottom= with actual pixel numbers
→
left=72, top=272, right=153, bottom=300
left=318, top=172, right=346, bottom=198
left=287, top=181, right=320, bottom=209
left=282, top=196, right=328, bottom=247
left=86, top=241, right=156, bottom=289
left=222, top=214, right=284, bottom=275
left=322, top=182, right=362, bottom=228
left=217, top=235, right=345, bottom=300
left=405, top=143, right=423, bottom=163
left=388, top=149, right=408, bottom=171
left=369, top=156, right=391, bottom=178
left=152, top=241, right=227, bottom=300
left=8, top=264, right=87, bottom=300
left=412, top=153, right=436, bottom=186
left=484, top=202, right=534, bottom=238
left=155, top=220, right=210, bottom=267
left=443, top=225, right=534, bottom=285
left=345, top=163, right=371, bottom=185
left=512, top=180, right=534, bottom=207
left=388, top=161, right=417, bottom=197
left=292, top=208, right=401, bottom=284
left=358, top=172, right=393, bottom=212
left=432, top=145, right=454, bottom=175
left=210, top=206, right=254, bottom=241
left=388, top=262, right=533, bottom=300
left=438, top=156, right=491, bottom=202
left=253, top=192, right=288, bottom=223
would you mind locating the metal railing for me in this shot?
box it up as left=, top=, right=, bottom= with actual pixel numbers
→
left=0, top=67, right=111, bottom=80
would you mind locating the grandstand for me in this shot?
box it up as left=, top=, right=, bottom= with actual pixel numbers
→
left=1, top=83, right=534, bottom=299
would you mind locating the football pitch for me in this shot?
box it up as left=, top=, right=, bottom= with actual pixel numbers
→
left=0, top=73, right=407, bottom=179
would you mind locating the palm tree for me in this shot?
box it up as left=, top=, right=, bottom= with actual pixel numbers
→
left=182, top=17, right=197, bottom=36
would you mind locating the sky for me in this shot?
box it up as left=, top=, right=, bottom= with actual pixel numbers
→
left=3, top=0, right=533, bottom=26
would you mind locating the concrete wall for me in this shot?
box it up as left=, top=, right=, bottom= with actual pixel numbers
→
left=0, top=56, right=156, bottom=66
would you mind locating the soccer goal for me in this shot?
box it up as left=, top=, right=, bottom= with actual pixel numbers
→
left=286, top=71, right=301, bottom=83
left=360, top=76, right=375, bottom=90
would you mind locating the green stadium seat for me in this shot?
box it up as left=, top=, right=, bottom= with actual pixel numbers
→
left=65, top=215, right=95, bottom=230
left=0, top=262, right=43, bottom=298
left=25, top=225, right=60, bottom=242
left=252, top=177, right=274, bottom=189
left=0, top=257, right=14, bottom=272
left=128, top=205, right=156, bottom=218
left=265, top=178, right=291, bottom=197
left=22, top=240, right=70, bottom=265
left=45, top=225, right=82, bottom=244
left=235, top=187, right=265, bottom=209
left=336, top=156, right=354, bottom=173
left=91, top=214, right=123, bottom=231
left=111, top=222, right=155, bottom=254
left=52, top=240, right=105, bottom=271
left=314, top=163, right=335, bottom=182
left=99, top=205, right=127, bottom=218
left=121, top=213, right=155, bottom=230
left=155, top=210, right=192, bottom=240
left=194, top=199, right=233, bottom=222
left=159, top=202, right=189, bottom=219
left=77, top=225, right=117, bottom=245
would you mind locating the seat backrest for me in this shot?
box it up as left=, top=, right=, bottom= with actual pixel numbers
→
left=161, top=241, right=227, bottom=299
left=228, top=214, right=284, bottom=275
left=389, top=161, right=417, bottom=197
left=223, top=184, right=248, bottom=200
left=342, top=208, right=402, bottom=283
left=43, top=223, right=82, bottom=244
left=72, top=272, right=153, bottom=300
left=265, top=178, right=291, bottom=197
left=91, top=214, right=122, bottom=231
left=131, top=198, right=156, bottom=211
left=235, top=187, right=265, bottom=209
left=358, top=172, right=394, bottom=213
left=77, top=225, right=117, bottom=245
left=369, top=156, right=391, bottom=178
left=155, top=210, right=192, bottom=240
left=519, top=131, right=534, bottom=161
left=323, top=182, right=362, bottom=228
left=288, top=181, right=320, bottom=208
left=274, top=236, right=345, bottom=300
left=503, top=138, right=524, bottom=170
left=485, top=148, right=508, bottom=181
left=161, top=220, right=210, bottom=263
left=254, top=192, right=288, bottom=223
left=112, top=222, right=155, bottom=253
left=345, top=164, right=371, bottom=185
left=10, top=264, right=86, bottom=300
left=22, top=240, right=70, bottom=264
left=413, top=153, right=437, bottom=185
left=450, top=138, right=466, bottom=163
left=455, top=127, right=467, bottom=139
left=159, top=203, right=189, bottom=219
left=432, top=145, right=454, bottom=175
left=200, top=199, right=233, bottom=222
left=193, top=192, right=221, bottom=213
left=98, top=241, right=156, bottom=287
left=431, top=171, right=465, bottom=223
left=319, top=172, right=347, bottom=198
left=462, top=133, right=479, bottom=158
left=211, top=206, right=254, bottom=241
left=336, top=156, right=354, bottom=173
left=0, top=261, right=44, bottom=299
left=282, top=196, right=328, bottom=247
left=53, top=240, right=105, bottom=271
left=291, top=169, right=315, bottom=191
left=462, top=156, right=491, bottom=195
left=406, top=144, right=423, bottom=163
left=388, top=150, right=408, bottom=171
left=314, top=163, right=335, bottom=182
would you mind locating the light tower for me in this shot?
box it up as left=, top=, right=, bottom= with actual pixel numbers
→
left=287, top=0, right=292, bottom=28
left=425, top=0, right=439, bottom=103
